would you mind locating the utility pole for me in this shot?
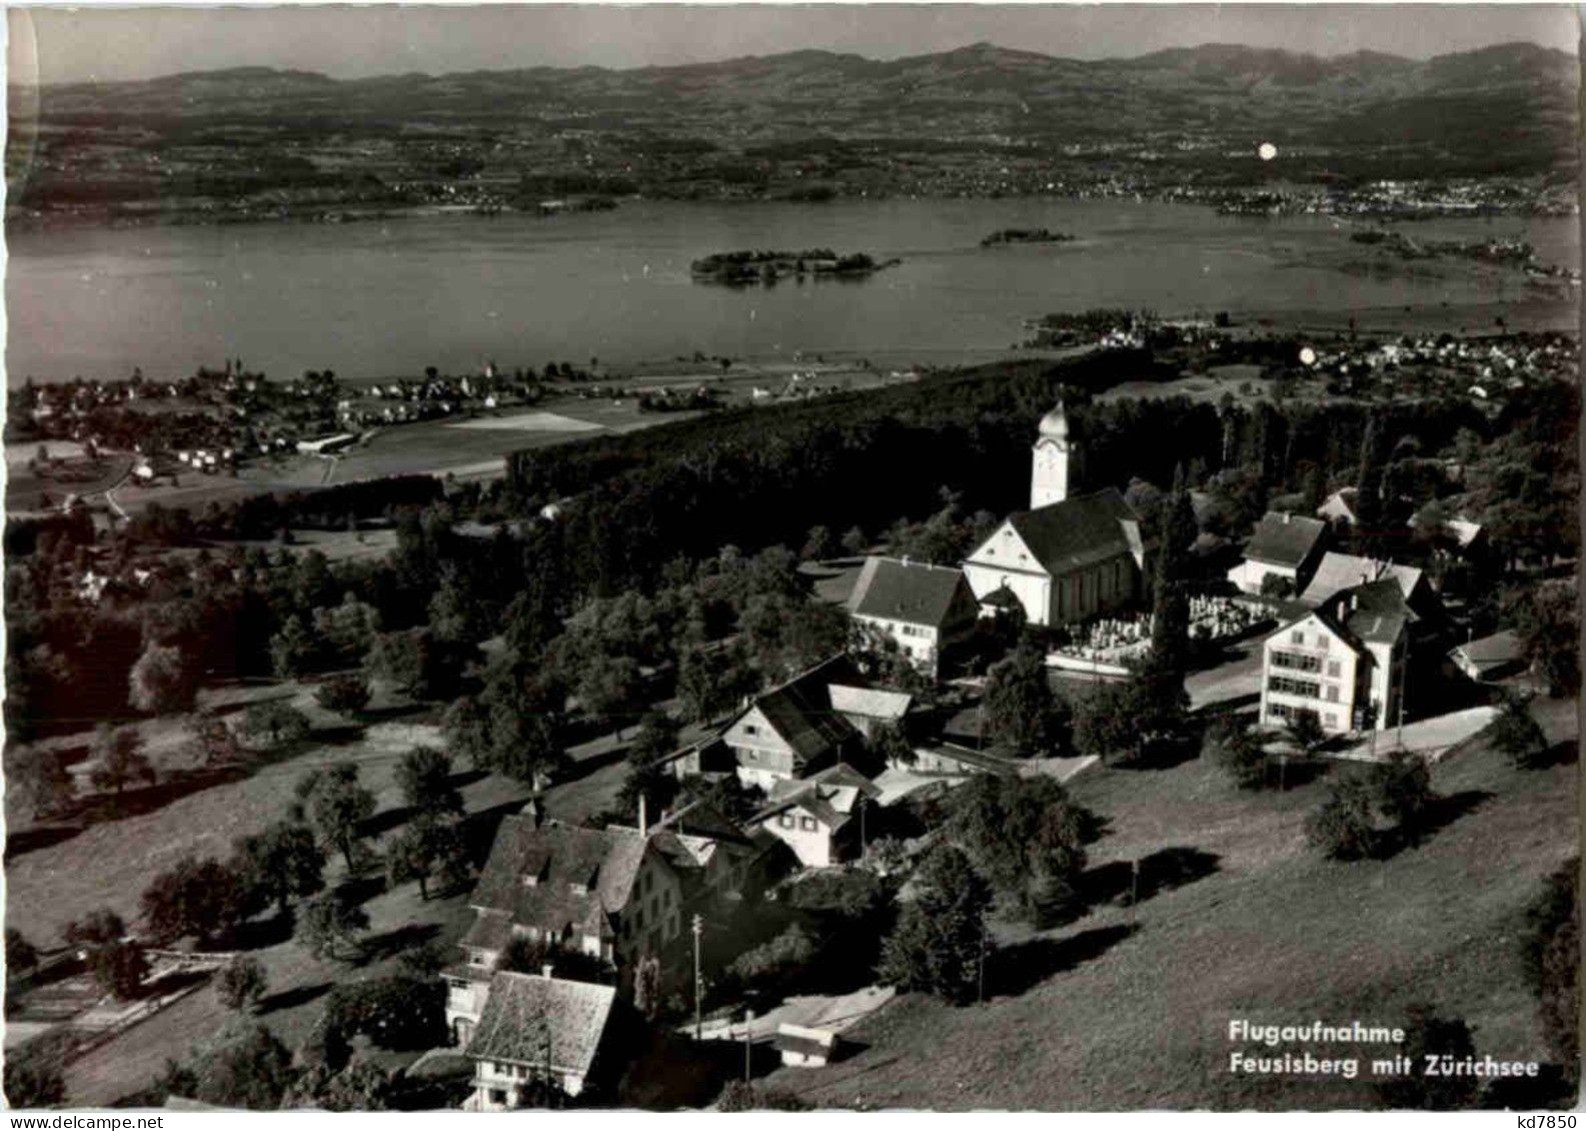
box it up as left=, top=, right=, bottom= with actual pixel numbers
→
left=1130, top=857, right=1140, bottom=907
left=743, top=1008, right=754, bottom=1082
left=692, top=914, right=704, bottom=1041
left=977, top=918, right=987, bottom=1006
left=1395, top=645, right=1407, bottom=750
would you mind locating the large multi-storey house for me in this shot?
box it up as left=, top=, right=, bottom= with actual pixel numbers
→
left=1260, top=577, right=1411, bottom=735
left=443, top=812, right=685, bottom=1046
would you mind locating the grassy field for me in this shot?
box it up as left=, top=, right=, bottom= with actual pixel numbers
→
left=763, top=700, right=1578, bottom=1110
left=5, top=663, right=653, bottom=1106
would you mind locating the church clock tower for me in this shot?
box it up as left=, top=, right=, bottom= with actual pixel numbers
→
left=1031, top=397, right=1080, bottom=509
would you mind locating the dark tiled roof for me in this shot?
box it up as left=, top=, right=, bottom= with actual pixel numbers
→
left=465, top=971, right=617, bottom=1077
left=849, top=556, right=972, bottom=628
left=808, top=762, right=883, bottom=799
left=1244, top=512, right=1328, bottom=568
left=1456, top=629, right=1524, bottom=666
left=460, top=910, right=513, bottom=952
left=471, top=817, right=650, bottom=940
left=1298, top=553, right=1423, bottom=609
left=748, top=656, right=861, bottom=765
left=1002, top=488, right=1140, bottom=576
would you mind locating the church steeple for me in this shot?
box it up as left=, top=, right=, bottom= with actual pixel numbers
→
left=1032, top=396, right=1080, bottom=508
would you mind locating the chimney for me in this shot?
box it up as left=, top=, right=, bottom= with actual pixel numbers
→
left=639, top=794, right=648, bottom=838
left=901, top=554, right=911, bottom=568
left=541, top=963, right=554, bottom=980
left=1282, top=512, right=1290, bottom=524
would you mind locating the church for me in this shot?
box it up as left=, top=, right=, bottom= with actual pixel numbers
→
left=962, top=398, right=1148, bottom=627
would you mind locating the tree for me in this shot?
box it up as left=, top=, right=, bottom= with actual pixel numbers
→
left=12, top=746, right=74, bottom=819
left=269, top=615, right=320, bottom=678
left=232, top=821, right=326, bottom=917
left=4, top=1036, right=67, bottom=1108
left=217, top=957, right=268, bottom=1013
left=141, top=855, right=246, bottom=946
left=6, top=927, right=39, bottom=975
left=1148, top=465, right=1195, bottom=682
left=383, top=817, right=473, bottom=902
left=129, top=641, right=199, bottom=715
left=946, top=774, right=1099, bottom=916
left=496, top=935, right=615, bottom=984
left=1353, top=414, right=1389, bottom=555
left=676, top=643, right=756, bottom=723
left=1305, top=775, right=1377, bottom=860
left=315, top=673, right=372, bottom=717
left=298, top=890, right=370, bottom=962
left=628, top=710, right=682, bottom=768
left=717, top=1081, right=812, bottom=1112
left=365, top=628, right=457, bottom=700
left=90, top=724, right=155, bottom=798
left=1283, top=710, right=1327, bottom=758
left=876, top=844, right=990, bottom=1004
left=801, top=525, right=837, bottom=562
left=1490, top=694, right=1550, bottom=769
left=574, top=652, right=644, bottom=737
left=1377, top=1006, right=1479, bottom=1110
left=982, top=641, right=1066, bottom=755
left=190, top=714, right=242, bottom=767
left=1371, top=749, right=1435, bottom=839
left=188, top=1021, right=295, bottom=1110
left=1510, top=580, right=1580, bottom=698
left=300, top=763, right=377, bottom=870
left=1522, top=858, right=1579, bottom=1072
left=313, top=595, right=383, bottom=668
left=1206, top=713, right=1269, bottom=790
left=93, top=939, right=150, bottom=1000
left=840, top=526, right=868, bottom=557
left=395, top=746, right=462, bottom=819
left=868, top=718, right=915, bottom=767
left=237, top=702, right=311, bottom=749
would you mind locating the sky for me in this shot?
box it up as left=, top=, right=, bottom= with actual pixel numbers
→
left=6, top=3, right=1580, bottom=86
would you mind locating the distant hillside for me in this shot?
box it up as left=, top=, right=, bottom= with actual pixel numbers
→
left=7, top=41, right=1577, bottom=224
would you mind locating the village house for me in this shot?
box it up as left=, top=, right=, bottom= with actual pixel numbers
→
left=902, top=742, right=1021, bottom=778
left=962, top=398, right=1148, bottom=627
left=1316, top=487, right=1360, bottom=527
left=661, top=656, right=902, bottom=791
left=462, top=970, right=622, bottom=1108
left=1260, top=578, right=1411, bottom=735
left=1297, top=552, right=1433, bottom=618
left=846, top=555, right=980, bottom=677
left=1449, top=628, right=1527, bottom=683
left=747, top=763, right=882, bottom=868
left=1226, top=511, right=1329, bottom=596
left=444, top=810, right=685, bottom=1046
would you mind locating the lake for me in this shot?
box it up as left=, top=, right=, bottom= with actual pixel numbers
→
left=6, top=199, right=1577, bottom=385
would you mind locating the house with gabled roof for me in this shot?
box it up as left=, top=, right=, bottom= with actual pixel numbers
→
left=444, top=812, right=685, bottom=1046
left=847, top=555, right=980, bottom=677
left=715, top=655, right=866, bottom=791
left=747, top=763, right=883, bottom=868
left=1227, top=511, right=1329, bottom=596
left=1297, top=552, right=1434, bottom=621
left=1261, top=577, right=1411, bottom=736
left=462, top=970, right=623, bottom=1108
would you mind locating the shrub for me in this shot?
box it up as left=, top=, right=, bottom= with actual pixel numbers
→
left=729, top=923, right=819, bottom=987
left=315, top=674, right=372, bottom=716
left=217, top=957, right=269, bottom=1013
left=1305, top=776, right=1377, bottom=860
left=1206, top=714, right=1268, bottom=790
left=717, top=1081, right=812, bottom=1111
left=1490, top=695, right=1550, bottom=769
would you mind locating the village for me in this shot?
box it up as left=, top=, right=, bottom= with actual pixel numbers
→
left=4, top=350, right=1577, bottom=1111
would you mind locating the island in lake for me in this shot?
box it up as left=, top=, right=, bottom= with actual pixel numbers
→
left=980, top=227, right=1076, bottom=247
left=690, top=248, right=899, bottom=285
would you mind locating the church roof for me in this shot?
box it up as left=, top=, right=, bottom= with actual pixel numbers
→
left=848, top=556, right=971, bottom=628
left=1038, top=400, right=1069, bottom=439
left=1003, top=488, right=1139, bottom=576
